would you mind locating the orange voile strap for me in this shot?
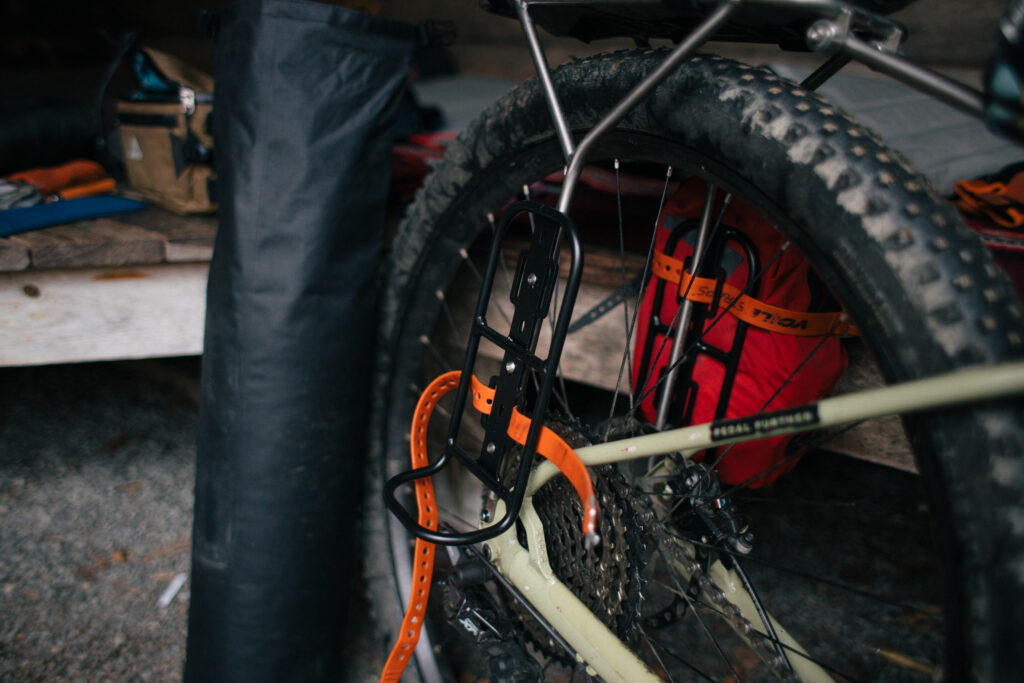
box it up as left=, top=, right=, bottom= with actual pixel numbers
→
left=469, top=375, right=598, bottom=539
left=651, top=250, right=859, bottom=337
left=381, top=371, right=597, bottom=682
left=380, top=371, right=457, bottom=683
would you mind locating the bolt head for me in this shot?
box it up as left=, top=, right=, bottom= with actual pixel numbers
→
left=806, top=19, right=839, bottom=50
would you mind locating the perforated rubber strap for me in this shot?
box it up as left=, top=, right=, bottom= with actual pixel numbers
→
left=652, top=250, right=859, bottom=337
left=380, top=372, right=454, bottom=683
left=380, top=371, right=597, bottom=682
left=468, top=374, right=598, bottom=539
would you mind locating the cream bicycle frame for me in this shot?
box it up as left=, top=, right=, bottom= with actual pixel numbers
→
left=481, top=362, right=1024, bottom=681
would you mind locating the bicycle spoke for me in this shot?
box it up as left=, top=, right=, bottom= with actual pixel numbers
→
left=637, top=628, right=679, bottom=683
left=488, top=211, right=518, bottom=294
left=643, top=570, right=858, bottom=683
left=706, top=315, right=845, bottom=472
left=459, top=245, right=513, bottom=328
left=605, top=164, right=674, bottom=433
left=686, top=591, right=863, bottom=683
left=655, top=545, right=744, bottom=680
left=546, top=225, right=575, bottom=420
left=646, top=636, right=716, bottom=682
left=718, top=420, right=870, bottom=497
left=436, top=289, right=462, bottom=343
left=435, top=503, right=482, bottom=533
left=420, top=334, right=454, bottom=373
left=614, top=159, right=637, bottom=413
left=676, top=535, right=942, bottom=619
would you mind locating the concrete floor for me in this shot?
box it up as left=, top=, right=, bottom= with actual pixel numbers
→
left=0, top=360, right=384, bottom=682
left=1, top=361, right=196, bottom=680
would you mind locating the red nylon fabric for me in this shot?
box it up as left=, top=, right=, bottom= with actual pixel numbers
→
left=632, top=179, right=847, bottom=487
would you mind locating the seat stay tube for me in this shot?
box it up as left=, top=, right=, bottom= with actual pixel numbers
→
left=514, top=0, right=739, bottom=212
left=514, top=0, right=576, bottom=162
left=556, top=1, right=739, bottom=214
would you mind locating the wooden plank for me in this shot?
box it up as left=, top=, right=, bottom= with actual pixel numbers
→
left=824, top=340, right=916, bottom=472
left=444, top=263, right=637, bottom=392
left=9, top=219, right=166, bottom=270
left=0, top=263, right=208, bottom=366
left=438, top=243, right=644, bottom=391
left=0, top=237, right=30, bottom=272
left=110, top=207, right=217, bottom=262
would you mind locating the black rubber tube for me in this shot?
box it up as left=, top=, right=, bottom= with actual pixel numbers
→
left=184, top=2, right=413, bottom=680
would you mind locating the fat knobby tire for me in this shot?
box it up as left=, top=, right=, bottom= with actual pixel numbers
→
left=364, top=50, right=1024, bottom=681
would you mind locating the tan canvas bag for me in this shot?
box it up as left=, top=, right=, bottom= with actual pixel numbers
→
left=117, top=48, right=216, bottom=214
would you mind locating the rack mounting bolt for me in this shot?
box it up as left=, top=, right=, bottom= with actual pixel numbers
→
left=807, top=20, right=840, bottom=51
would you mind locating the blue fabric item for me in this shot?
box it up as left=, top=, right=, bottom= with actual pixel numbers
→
left=131, top=51, right=179, bottom=95
left=0, top=196, right=146, bottom=236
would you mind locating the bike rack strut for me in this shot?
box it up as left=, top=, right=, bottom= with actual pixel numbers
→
left=384, top=201, right=585, bottom=545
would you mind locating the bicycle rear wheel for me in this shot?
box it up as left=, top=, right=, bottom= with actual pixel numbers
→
left=364, top=50, right=1024, bottom=681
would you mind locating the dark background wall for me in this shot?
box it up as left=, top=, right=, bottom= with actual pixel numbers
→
left=0, top=0, right=1009, bottom=80
left=378, top=0, right=1009, bottom=79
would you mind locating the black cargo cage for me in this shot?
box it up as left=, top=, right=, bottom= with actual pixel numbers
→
left=480, top=0, right=913, bottom=49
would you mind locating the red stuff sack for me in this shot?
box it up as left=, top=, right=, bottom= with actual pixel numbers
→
left=632, top=179, right=849, bottom=488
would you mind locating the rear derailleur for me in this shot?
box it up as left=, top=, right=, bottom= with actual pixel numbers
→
left=673, top=459, right=754, bottom=559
